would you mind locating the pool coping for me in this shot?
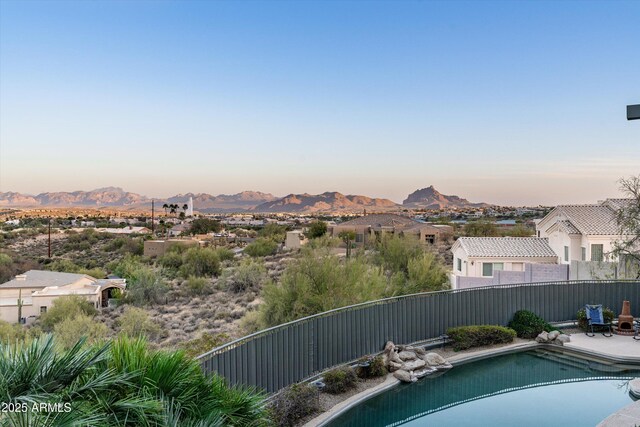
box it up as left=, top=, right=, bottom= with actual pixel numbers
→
left=304, top=340, right=640, bottom=427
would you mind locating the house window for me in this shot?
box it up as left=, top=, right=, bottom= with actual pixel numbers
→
left=482, top=263, right=493, bottom=277
left=456, top=258, right=462, bottom=272
left=581, top=247, right=586, bottom=261
left=425, top=234, right=435, bottom=244
left=40, top=306, right=47, bottom=314
left=355, top=233, right=364, bottom=243
left=493, top=263, right=504, bottom=271
left=591, top=244, right=604, bottom=262
left=564, top=246, right=569, bottom=262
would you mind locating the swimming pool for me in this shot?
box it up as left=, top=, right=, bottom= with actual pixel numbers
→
left=325, top=349, right=640, bottom=427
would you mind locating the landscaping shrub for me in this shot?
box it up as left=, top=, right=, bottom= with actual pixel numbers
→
left=446, top=325, right=516, bottom=351
left=269, top=382, right=319, bottom=427
left=244, top=238, right=279, bottom=257
left=184, top=276, right=211, bottom=296
left=0, top=320, right=26, bottom=343
left=577, top=307, right=615, bottom=331
left=180, top=247, right=221, bottom=278
left=40, top=295, right=98, bottom=332
left=355, top=355, right=387, bottom=379
left=180, top=332, right=230, bottom=358
left=124, top=267, right=169, bottom=306
left=117, top=307, right=161, bottom=340
left=221, top=259, right=267, bottom=293
left=508, top=310, right=554, bottom=339
left=214, top=247, right=235, bottom=262
left=53, top=313, right=108, bottom=349
left=322, top=366, right=357, bottom=394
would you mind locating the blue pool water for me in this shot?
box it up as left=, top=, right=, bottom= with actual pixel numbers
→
left=326, top=350, right=640, bottom=427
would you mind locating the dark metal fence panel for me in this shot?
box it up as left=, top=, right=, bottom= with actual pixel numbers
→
left=197, top=280, right=640, bottom=393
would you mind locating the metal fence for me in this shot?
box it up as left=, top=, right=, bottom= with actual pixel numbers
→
left=197, top=280, right=640, bottom=393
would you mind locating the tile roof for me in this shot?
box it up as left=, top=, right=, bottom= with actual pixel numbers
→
left=552, top=205, right=619, bottom=235
left=558, top=220, right=580, bottom=235
left=455, top=237, right=557, bottom=258
left=337, top=214, right=417, bottom=228
left=0, top=270, right=93, bottom=289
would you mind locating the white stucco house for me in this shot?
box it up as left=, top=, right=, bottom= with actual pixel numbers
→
left=452, top=237, right=559, bottom=278
left=0, top=270, right=126, bottom=324
left=536, top=199, right=628, bottom=264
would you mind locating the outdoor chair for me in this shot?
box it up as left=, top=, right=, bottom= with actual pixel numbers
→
left=585, top=304, right=613, bottom=337
left=634, top=319, right=640, bottom=341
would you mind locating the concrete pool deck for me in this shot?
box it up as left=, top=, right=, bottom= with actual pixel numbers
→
left=305, top=333, right=640, bottom=427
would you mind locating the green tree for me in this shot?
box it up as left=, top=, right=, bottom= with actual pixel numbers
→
left=307, top=221, right=328, bottom=239
left=40, top=295, right=98, bottom=332
left=259, top=223, right=288, bottom=242
left=244, top=238, right=279, bottom=257
left=125, top=267, right=169, bottom=306
left=180, top=247, right=221, bottom=277
left=338, top=230, right=356, bottom=258
left=53, top=313, right=108, bottom=350
left=189, top=218, right=222, bottom=235
left=463, top=221, right=499, bottom=237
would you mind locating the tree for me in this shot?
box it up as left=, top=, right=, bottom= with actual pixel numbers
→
left=307, top=221, right=328, bottom=239
left=189, top=218, right=222, bottom=235
left=613, top=175, right=640, bottom=278
left=463, top=221, right=499, bottom=237
left=162, top=203, right=169, bottom=215
left=338, top=230, right=356, bottom=258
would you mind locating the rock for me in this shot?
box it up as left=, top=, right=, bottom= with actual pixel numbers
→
left=384, top=341, right=395, bottom=353
left=413, top=367, right=437, bottom=379
left=388, top=360, right=403, bottom=372
left=398, top=351, right=417, bottom=361
left=556, top=334, right=571, bottom=344
left=548, top=330, right=560, bottom=340
left=630, top=378, right=640, bottom=399
left=535, top=331, right=549, bottom=343
left=389, top=351, right=403, bottom=364
left=393, top=369, right=414, bottom=383
left=434, top=362, right=453, bottom=371
left=423, top=352, right=447, bottom=366
left=402, top=359, right=426, bottom=371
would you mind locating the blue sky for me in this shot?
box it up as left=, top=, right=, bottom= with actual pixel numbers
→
left=1, top=0, right=638, bottom=205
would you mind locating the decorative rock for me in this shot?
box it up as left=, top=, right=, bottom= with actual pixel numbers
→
left=556, top=334, right=571, bottom=344
left=423, top=352, right=447, bottom=367
left=414, top=367, right=437, bottom=379
left=434, top=362, right=453, bottom=371
left=535, top=331, right=549, bottom=343
left=384, top=341, right=395, bottom=353
left=393, top=369, right=415, bottom=383
left=629, top=378, right=640, bottom=399
left=387, top=361, right=403, bottom=372
left=398, top=351, right=417, bottom=361
left=401, top=359, right=426, bottom=371
left=548, top=330, right=561, bottom=340
left=389, top=351, right=403, bottom=364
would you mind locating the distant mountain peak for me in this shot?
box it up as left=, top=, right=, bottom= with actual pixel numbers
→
left=403, top=186, right=489, bottom=209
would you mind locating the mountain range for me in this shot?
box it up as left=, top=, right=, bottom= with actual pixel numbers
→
left=0, top=186, right=490, bottom=213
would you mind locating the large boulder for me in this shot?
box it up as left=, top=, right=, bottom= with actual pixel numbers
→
left=398, top=351, right=417, bottom=361
left=422, top=352, right=447, bottom=367
left=387, top=360, right=403, bottom=372
left=535, top=331, right=549, bottom=343
left=402, top=359, right=426, bottom=371
left=548, top=330, right=560, bottom=340
left=384, top=341, right=396, bottom=353
left=414, top=367, right=437, bottom=379
left=556, top=334, right=571, bottom=344
left=393, top=369, right=414, bottom=383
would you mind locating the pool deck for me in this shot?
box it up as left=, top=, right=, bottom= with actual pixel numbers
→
left=304, top=333, right=640, bottom=427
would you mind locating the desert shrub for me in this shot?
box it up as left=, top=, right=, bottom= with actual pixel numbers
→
left=117, top=306, right=161, bottom=340
left=53, top=313, right=108, bottom=349
left=576, top=307, right=615, bottom=331
left=446, top=325, right=516, bottom=351
left=269, top=382, right=319, bottom=427
left=307, top=221, right=327, bottom=239
left=402, top=252, right=450, bottom=293
left=180, top=332, right=230, bottom=358
left=355, top=355, right=387, bottom=379
left=244, top=238, right=279, bottom=257
left=213, top=247, right=235, bottom=262
left=158, top=251, right=183, bottom=271
left=508, top=310, right=554, bottom=338
left=108, top=255, right=147, bottom=281
left=180, top=247, right=221, bottom=278
left=0, top=320, right=26, bottom=343
left=124, top=267, right=169, bottom=306
left=259, top=223, right=288, bottom=242
left=322, top=366, right=357, bottom=394
left=373, top=234, right=423, bottom=274
left=188, top=218, right=222, bottom=235
left=46, top=259, right=106, bottom=279
left=221, top=260, right=267, bottom=293
left=40, top=295, right=98, bottom=332
left=184, top=276, right=211, bottom=296
left=255, top=249, right=387, bottom=328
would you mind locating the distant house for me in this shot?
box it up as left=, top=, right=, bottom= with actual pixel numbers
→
left=536, top=199, right=629, bottom=264
left=143, top=239, right=200, bottom=257
left=451, top=237, right=562, bottom=288
left=284, top=230, right=307, bottom=250
left=0, top=270, right=126, bottom=324
left=168, top=223, right=191, bottom=237
left=329, top=214, right=452, bottom=246
left=96, top=226, right=151, bottom=235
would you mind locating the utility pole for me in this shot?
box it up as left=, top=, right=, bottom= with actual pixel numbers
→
left=151, top=199, right=155, bottom=236
left=628, top=104, right=640, bottom=120
left=48, top=218, right=52, bottom=258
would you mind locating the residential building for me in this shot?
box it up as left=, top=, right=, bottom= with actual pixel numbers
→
left=143, top=239, right=200, bottom=257
left=536, top=199, right=628, bottom=264
left=329, top=214, right=452, bottom=246
left=0, top=270, right=126, bottom=324
left=284, top=230, right=307, bottom=250
left=95, top=226, right=151, bottom=235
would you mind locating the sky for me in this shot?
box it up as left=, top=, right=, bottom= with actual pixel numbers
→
left=0, top=0, right=638, bottom=206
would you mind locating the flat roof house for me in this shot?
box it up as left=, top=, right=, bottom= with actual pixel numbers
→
left=330, top=214, right=452, bottom=246
left=0, top=270, right=126, bottom=324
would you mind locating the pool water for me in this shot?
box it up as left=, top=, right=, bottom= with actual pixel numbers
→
left=326, top=350, right=640, bottom=427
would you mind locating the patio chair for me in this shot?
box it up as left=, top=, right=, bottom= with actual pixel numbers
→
left=585, top=304, right=613, bottom=337
left=634, top=319, right=640, bottom=341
